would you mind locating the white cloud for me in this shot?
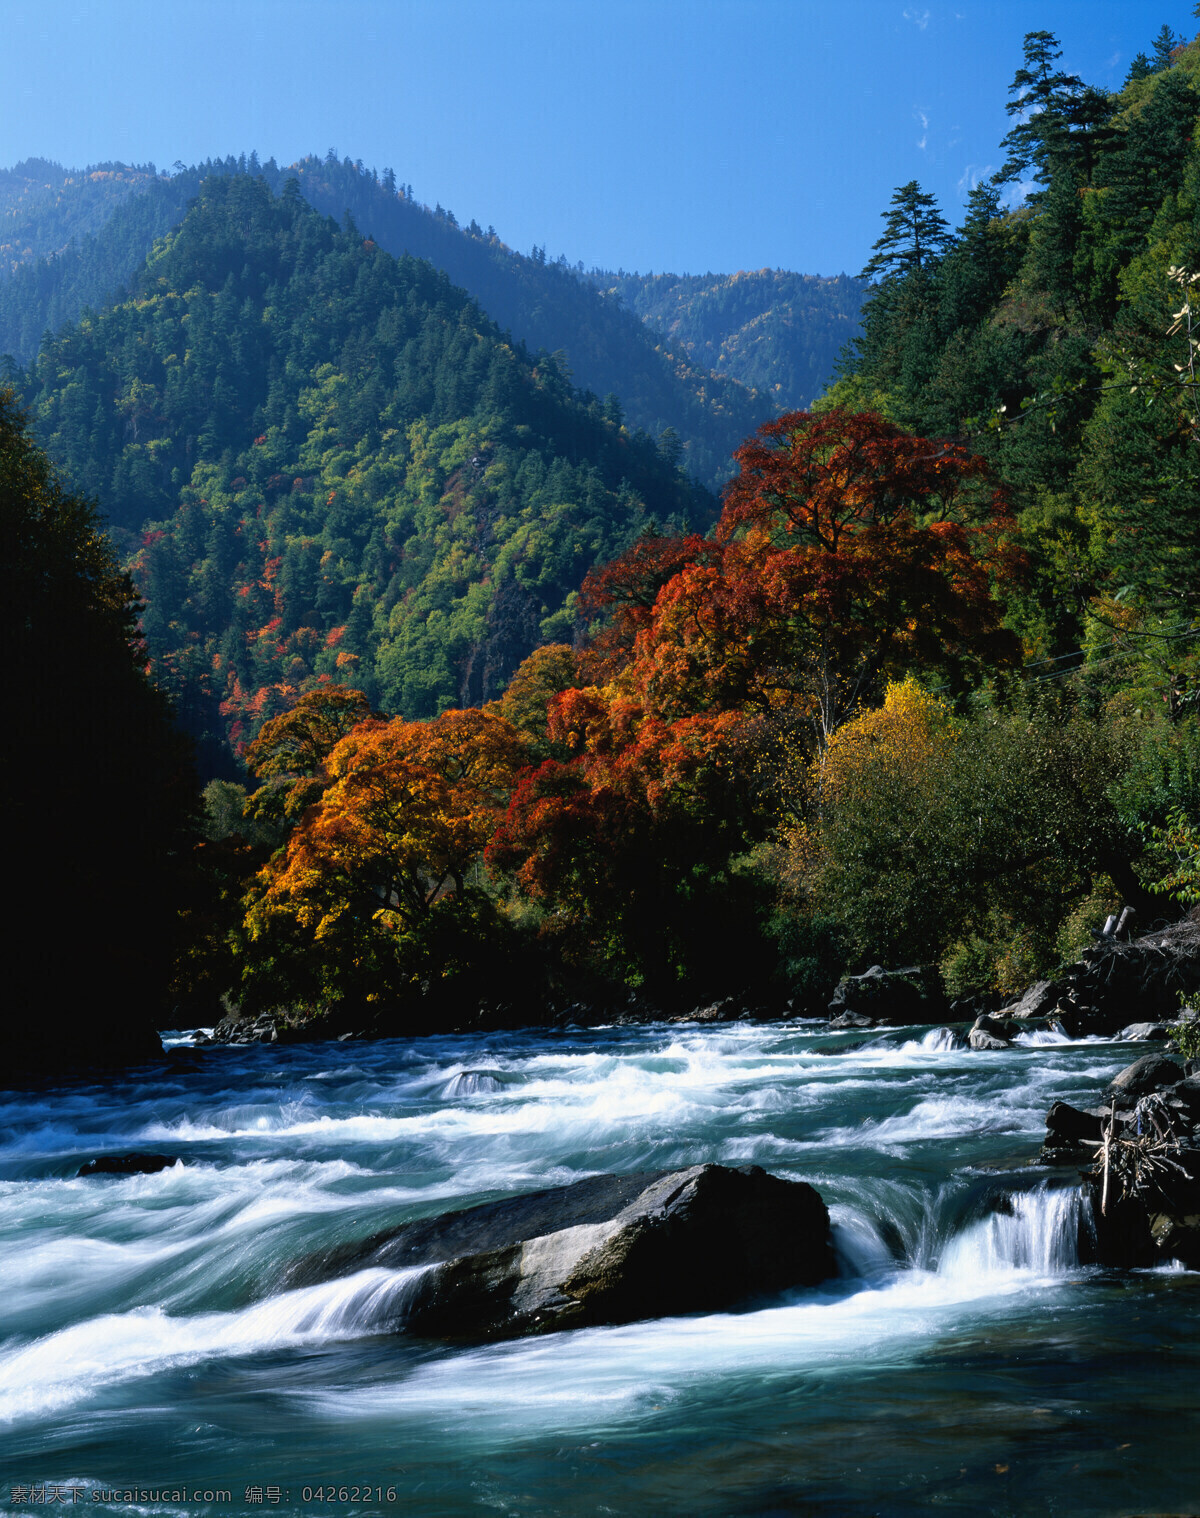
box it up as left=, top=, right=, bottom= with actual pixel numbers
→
left=915, top=108, right=930, bottom=151
left=957, top=163, right=995, bottom=196
left=903, top=7, right=931, bottom=29
left=1000, top=179, right=1036, bottom=210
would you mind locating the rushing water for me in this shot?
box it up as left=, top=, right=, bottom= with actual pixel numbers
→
left=1, top=1019, right=1198, bottom=1517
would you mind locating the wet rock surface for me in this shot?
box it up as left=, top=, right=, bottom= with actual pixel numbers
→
left=1039, top=1052, right=1200, bottom=1267
left=286, top=1163, right=835, bottom=1341
left=968, top=1012, right=1017, bottom=1051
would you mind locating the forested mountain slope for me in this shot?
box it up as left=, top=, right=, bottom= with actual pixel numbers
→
left=587, top=268, right=867, bottom=412
left=13, top=174, right=704, bottom=769
left=285, top=156, right=767, bottom=488
left=830, top=28, right=1200, bottom=677
left=0, top=154, right=769, bottom=488
left=0, top=158, right=157, bottom=274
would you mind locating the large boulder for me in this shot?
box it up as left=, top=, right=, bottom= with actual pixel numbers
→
left=287, top=1164, right=834, bottom=1341
left=1039, top=1101, right=1108, bottom=1166
left=999, top=980, right=1060, bottom=1022
left=968, top=1012, right=1017, bottom=1051
left=827, top=964, right=948, bottom=1028
left=1117, top=1022, right=1170, bottom=1042
left=1105, top=1053, right=1184, bottom=1103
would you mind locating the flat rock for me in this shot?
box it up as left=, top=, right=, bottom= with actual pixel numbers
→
left=1118, top=1022, right=1170, bottom=1042
left=287, top=1164, right=834, bottom=1341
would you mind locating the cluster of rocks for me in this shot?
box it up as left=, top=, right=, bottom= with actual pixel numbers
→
left=1004, top=925, right=1200, bottom=1040
left=211, top=1007, right=367, bottom=1046
left=284, top=1163, right=835, bottom=1341
left=208, top=989, right=791, bottom=1048
left=1039, top=1052, right=1200, bottom=1267
left=823, top=918, right=1200, bottom=1053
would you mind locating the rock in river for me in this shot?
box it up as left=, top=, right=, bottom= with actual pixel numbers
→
left=77, top=1152, right=179, bottom=1177
left=287, top=1163, right=835, bottom=1341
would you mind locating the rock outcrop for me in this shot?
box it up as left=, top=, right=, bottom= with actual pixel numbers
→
left=1039, top=1053, right=1200, bottom=1267
left=287, top=1163, right=835, bottom=1341
left=827, top=964, right=948, bottom=1029
left=1001, top=919, right=1200, bottom=1039
left=968, top=1012, right=1017, bottom=1051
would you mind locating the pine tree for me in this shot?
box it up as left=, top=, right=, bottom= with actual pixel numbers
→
left=997, top=31, right=1083, bottom=189
left=860, top=182, right=950, bottom=281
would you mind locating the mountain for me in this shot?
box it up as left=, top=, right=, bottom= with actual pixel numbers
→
left=12, top=174, right=706, bottom=770
left=0, top=157, right=157, bottom=274
left=586, top=268, right=867, bottom=412
left=0, top=153, right=773, bottom=488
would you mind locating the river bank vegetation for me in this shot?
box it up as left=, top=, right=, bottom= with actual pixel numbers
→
left=8, top=22, right=1200, bottom=1060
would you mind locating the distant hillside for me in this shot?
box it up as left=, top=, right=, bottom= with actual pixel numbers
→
left=14, top=174, right=706, bottom=769
left=0, top=153, right=772, bottom=487
left=588, top=269, right=867, bottom=412
left=0, top=157, right=157, bottom=274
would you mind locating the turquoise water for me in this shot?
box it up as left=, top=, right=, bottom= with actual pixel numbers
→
left=1, top=1021, right=1197, bottom=1516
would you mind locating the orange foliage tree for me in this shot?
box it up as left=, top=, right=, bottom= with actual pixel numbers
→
left=245, top=683, right=375, bottom=822
left=243, top=706, right=527, bottom=1009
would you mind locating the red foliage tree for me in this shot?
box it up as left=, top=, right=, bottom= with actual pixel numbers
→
left=489, top=411, right=1022, bottom=991
left=634, top=409, right=1022, bottom=740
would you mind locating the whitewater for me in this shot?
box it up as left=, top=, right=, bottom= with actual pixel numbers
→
left=1, top=1018, right=1197, bottom=1515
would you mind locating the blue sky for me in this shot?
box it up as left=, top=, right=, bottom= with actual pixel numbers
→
left=1, top=0, right=1195, bottom=277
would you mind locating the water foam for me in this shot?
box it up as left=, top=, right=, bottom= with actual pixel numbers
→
left=0, top=1266, right=430, bottom=1424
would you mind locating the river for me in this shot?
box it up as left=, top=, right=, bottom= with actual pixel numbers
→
left=1, top=1019, right=1197, bottom=1516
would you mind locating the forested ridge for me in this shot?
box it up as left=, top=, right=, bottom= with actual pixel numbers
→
left=0, top=158, right=157, bottom=275
left=0, top=153, right=775, bottom=489
left=587, top=268, right=867, bottom=414
left=9, top=173, right=707, bottom=772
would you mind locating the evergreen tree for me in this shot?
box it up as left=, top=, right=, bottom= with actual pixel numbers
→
left=997, top=31, right=1083, bottom=190
left=860, top=181, right=951, bottom=280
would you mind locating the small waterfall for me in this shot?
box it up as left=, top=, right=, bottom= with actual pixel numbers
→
left=0, top=1266, right=434, bottom=1424
left=937, top=1185, right=1086, bottom=1279
left=912, top=1027, right=963, bottom=1052
left=830, top=1207, right=898, bottom=1282
left=1014, top=1027, right=1071, bottom=1047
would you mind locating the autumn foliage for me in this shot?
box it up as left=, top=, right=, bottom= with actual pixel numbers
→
left=248, top=705, right=524, bottom=948
left=222, top=410, right=1024, bottom=1016
left=625, top=409, right=1021, bottom=740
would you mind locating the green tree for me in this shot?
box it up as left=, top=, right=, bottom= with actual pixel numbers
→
left=997, top=31, right=1084, bottom=191
left=0, top=387, right=197, bottom=1070
left=860, top=181, right=951, bottom=281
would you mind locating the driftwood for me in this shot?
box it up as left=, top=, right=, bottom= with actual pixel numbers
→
left=1094, top=1092, right=1190, bottom=1215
